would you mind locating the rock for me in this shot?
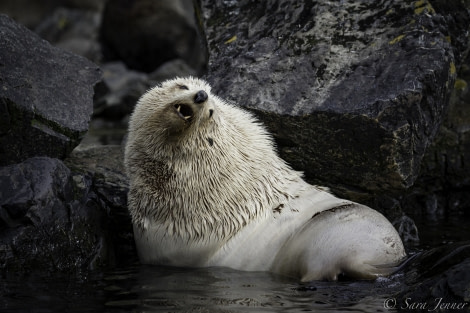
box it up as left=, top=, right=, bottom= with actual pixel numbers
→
left=75, top=117, right=129, bottom=148
left=64, top=145, right=134, bottom=267
left=93, top=59, right=201, bottom=121
left=0, top=14, right=102, bottom=166
left=0, top=157, right=107, bottom=273
left=100, top=0, right=207, bottom=73
left=393, top=215, right=420, bottom=244
left=64, top=145, right=129, bottom=212
left=198, top=0, right=466, bottom=199
left=35, top=7, right=103, bottom=63
left=0, top=146, right=134, bottom=274
left=0, top=0, right=62, bottom=29
left=398, top=242, right=470, bottom=311
left=0, top=0, right=106, bottom=30
left=60, top=0, right=107, bottom=12
left=402, top=18, right=470, bottom=218
left=148, top=59, right=198, bottom=83
left=93, top=62, right=150, bottom=120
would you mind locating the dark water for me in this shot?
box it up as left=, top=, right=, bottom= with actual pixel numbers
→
left=1, top=264, right=405, bottom=313
left=2, top=215, right=469, bottom=313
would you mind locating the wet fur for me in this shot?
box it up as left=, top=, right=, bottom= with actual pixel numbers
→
left=124, top=77, right=406, bottom=280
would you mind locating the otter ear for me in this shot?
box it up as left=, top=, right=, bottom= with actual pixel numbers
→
left=209, top=109, right=214, bottom=118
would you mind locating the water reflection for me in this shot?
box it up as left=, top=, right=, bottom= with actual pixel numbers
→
left=1, top=264, right=404, bottom=313
left=2, top=212, right=469, bottom=312
left=102, top=265, right=403, bottom=312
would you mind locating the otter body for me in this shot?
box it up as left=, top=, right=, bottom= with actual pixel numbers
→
left=124, top=77, right=406, bottom=281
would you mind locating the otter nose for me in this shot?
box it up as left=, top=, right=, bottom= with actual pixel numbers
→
left=194, top=90, right=208, bottom=104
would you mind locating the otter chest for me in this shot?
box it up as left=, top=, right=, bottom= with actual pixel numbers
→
left=133, top=221, right=224, bottom=267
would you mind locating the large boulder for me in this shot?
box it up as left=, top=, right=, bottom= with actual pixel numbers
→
left=0, top=146, right=133, bottom=274
left=198, top=0, right=468, bottom=200
left=93, top=61, right=150, bottom=120
left=402, top=5, right=470, bottom=217
left=34, top=7, right=103, bottom=63
left=100, top=0, right=207, bottom=73
left=0, top=14, right=101, bottom=166
left=397, top=242, right=470, bottom=311
left=0, top=0, right=61, bottom=29
left=64, top=145, right=134, bottom=267
left=0, top=157, right=107, bottom=272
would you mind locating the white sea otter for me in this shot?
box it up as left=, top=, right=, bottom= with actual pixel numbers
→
left=124, top=77, right=406, bottom=281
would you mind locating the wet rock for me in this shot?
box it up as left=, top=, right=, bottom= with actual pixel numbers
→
left=100, top=0, right=207, bottom=73
left=148, top=59, right=198, bottom=83
left=64, top=145, right=134, bottom=267
left=93, top=62, right=150, bottom=120
left=198, top=0, right=467, bottom=199
left=0, top=0, right=62, bottom=29
left=402, top=23, right=470, bottom=218
left=61, top=0, right=107, bottom=12
left=64, top=145, right=129, bottom=213
left=0, top=146, right=134, bottom=274
left=398, top=242, right=470, bottom=311
left=77, top=118, right=129, bottom=148
left=0, top=0, right=106, bottom=30
left=393, top=215, right=420, bottom=244
left=94, top=59, right=201, bottom=121
left=0, top=14, right=102, bottom=166
left=35, top=7, right=102, bottom=63
left=0, top=157, right=107, bottom=273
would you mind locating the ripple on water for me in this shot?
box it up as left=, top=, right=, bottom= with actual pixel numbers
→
left=3, top=216, right=469, bottom=312
left=99, top=265, right=404, bottom=313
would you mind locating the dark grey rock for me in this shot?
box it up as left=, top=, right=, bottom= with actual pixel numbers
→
left=402, top=19, right=470, bottom=218
left=398, top=242, right=470, bottom=312
left=76, top=117, right=129, bottom=147
left=61, top=0, right=107, bottom=12
left=0, top=0, right=62, bottom=29
left=93, top=62, right=150, bottom=119
left=148, top=59, right=198, bottom=84
left=393, top=215, right=420, bottom=244
left=0, top=147, right=134, bottom=274
left=64, top=145, right=129, bottom=211
left=35, top=7, right=103, bottom=63
left=64, top=145, right=135, bottom=268
left=94, top=59, right=200, bottom=121
left=0, top=14, right=102, bottom=166
left=100, top=0, right=207, bottom=73
left=198, top=0, right=467, bottom=198
left=0, top=157, right=106, bottom=273
left=0, top=0, right=106, bottom=29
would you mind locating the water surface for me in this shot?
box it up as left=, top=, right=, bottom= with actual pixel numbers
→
left=2, top=215, right=469, bottom=313
left=2, top=264, right=405, bottom=313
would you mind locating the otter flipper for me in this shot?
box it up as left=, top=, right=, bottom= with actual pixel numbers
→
left=273, top=203, right=406, bottom=281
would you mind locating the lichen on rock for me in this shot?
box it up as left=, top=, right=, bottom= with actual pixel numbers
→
left=198, top=0, right=464, bottom=201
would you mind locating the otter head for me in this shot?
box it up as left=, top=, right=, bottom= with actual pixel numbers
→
left=132, top=77, right=216, bottom=141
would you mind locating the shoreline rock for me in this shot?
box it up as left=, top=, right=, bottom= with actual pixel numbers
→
left=0, top=14, right=101, bottom=166
left=0, top=146, right=134, bottom=274
left=198, top=0, right=467, bottom=201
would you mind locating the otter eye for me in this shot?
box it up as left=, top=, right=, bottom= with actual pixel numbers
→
left=177, top=84, right=189, bottom=90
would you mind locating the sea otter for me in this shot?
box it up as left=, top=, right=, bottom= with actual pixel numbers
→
left=124, top=77, right=406, bottom=281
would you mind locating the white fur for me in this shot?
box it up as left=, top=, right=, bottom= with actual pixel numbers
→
left=124, top=77, right=406, bottom=281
